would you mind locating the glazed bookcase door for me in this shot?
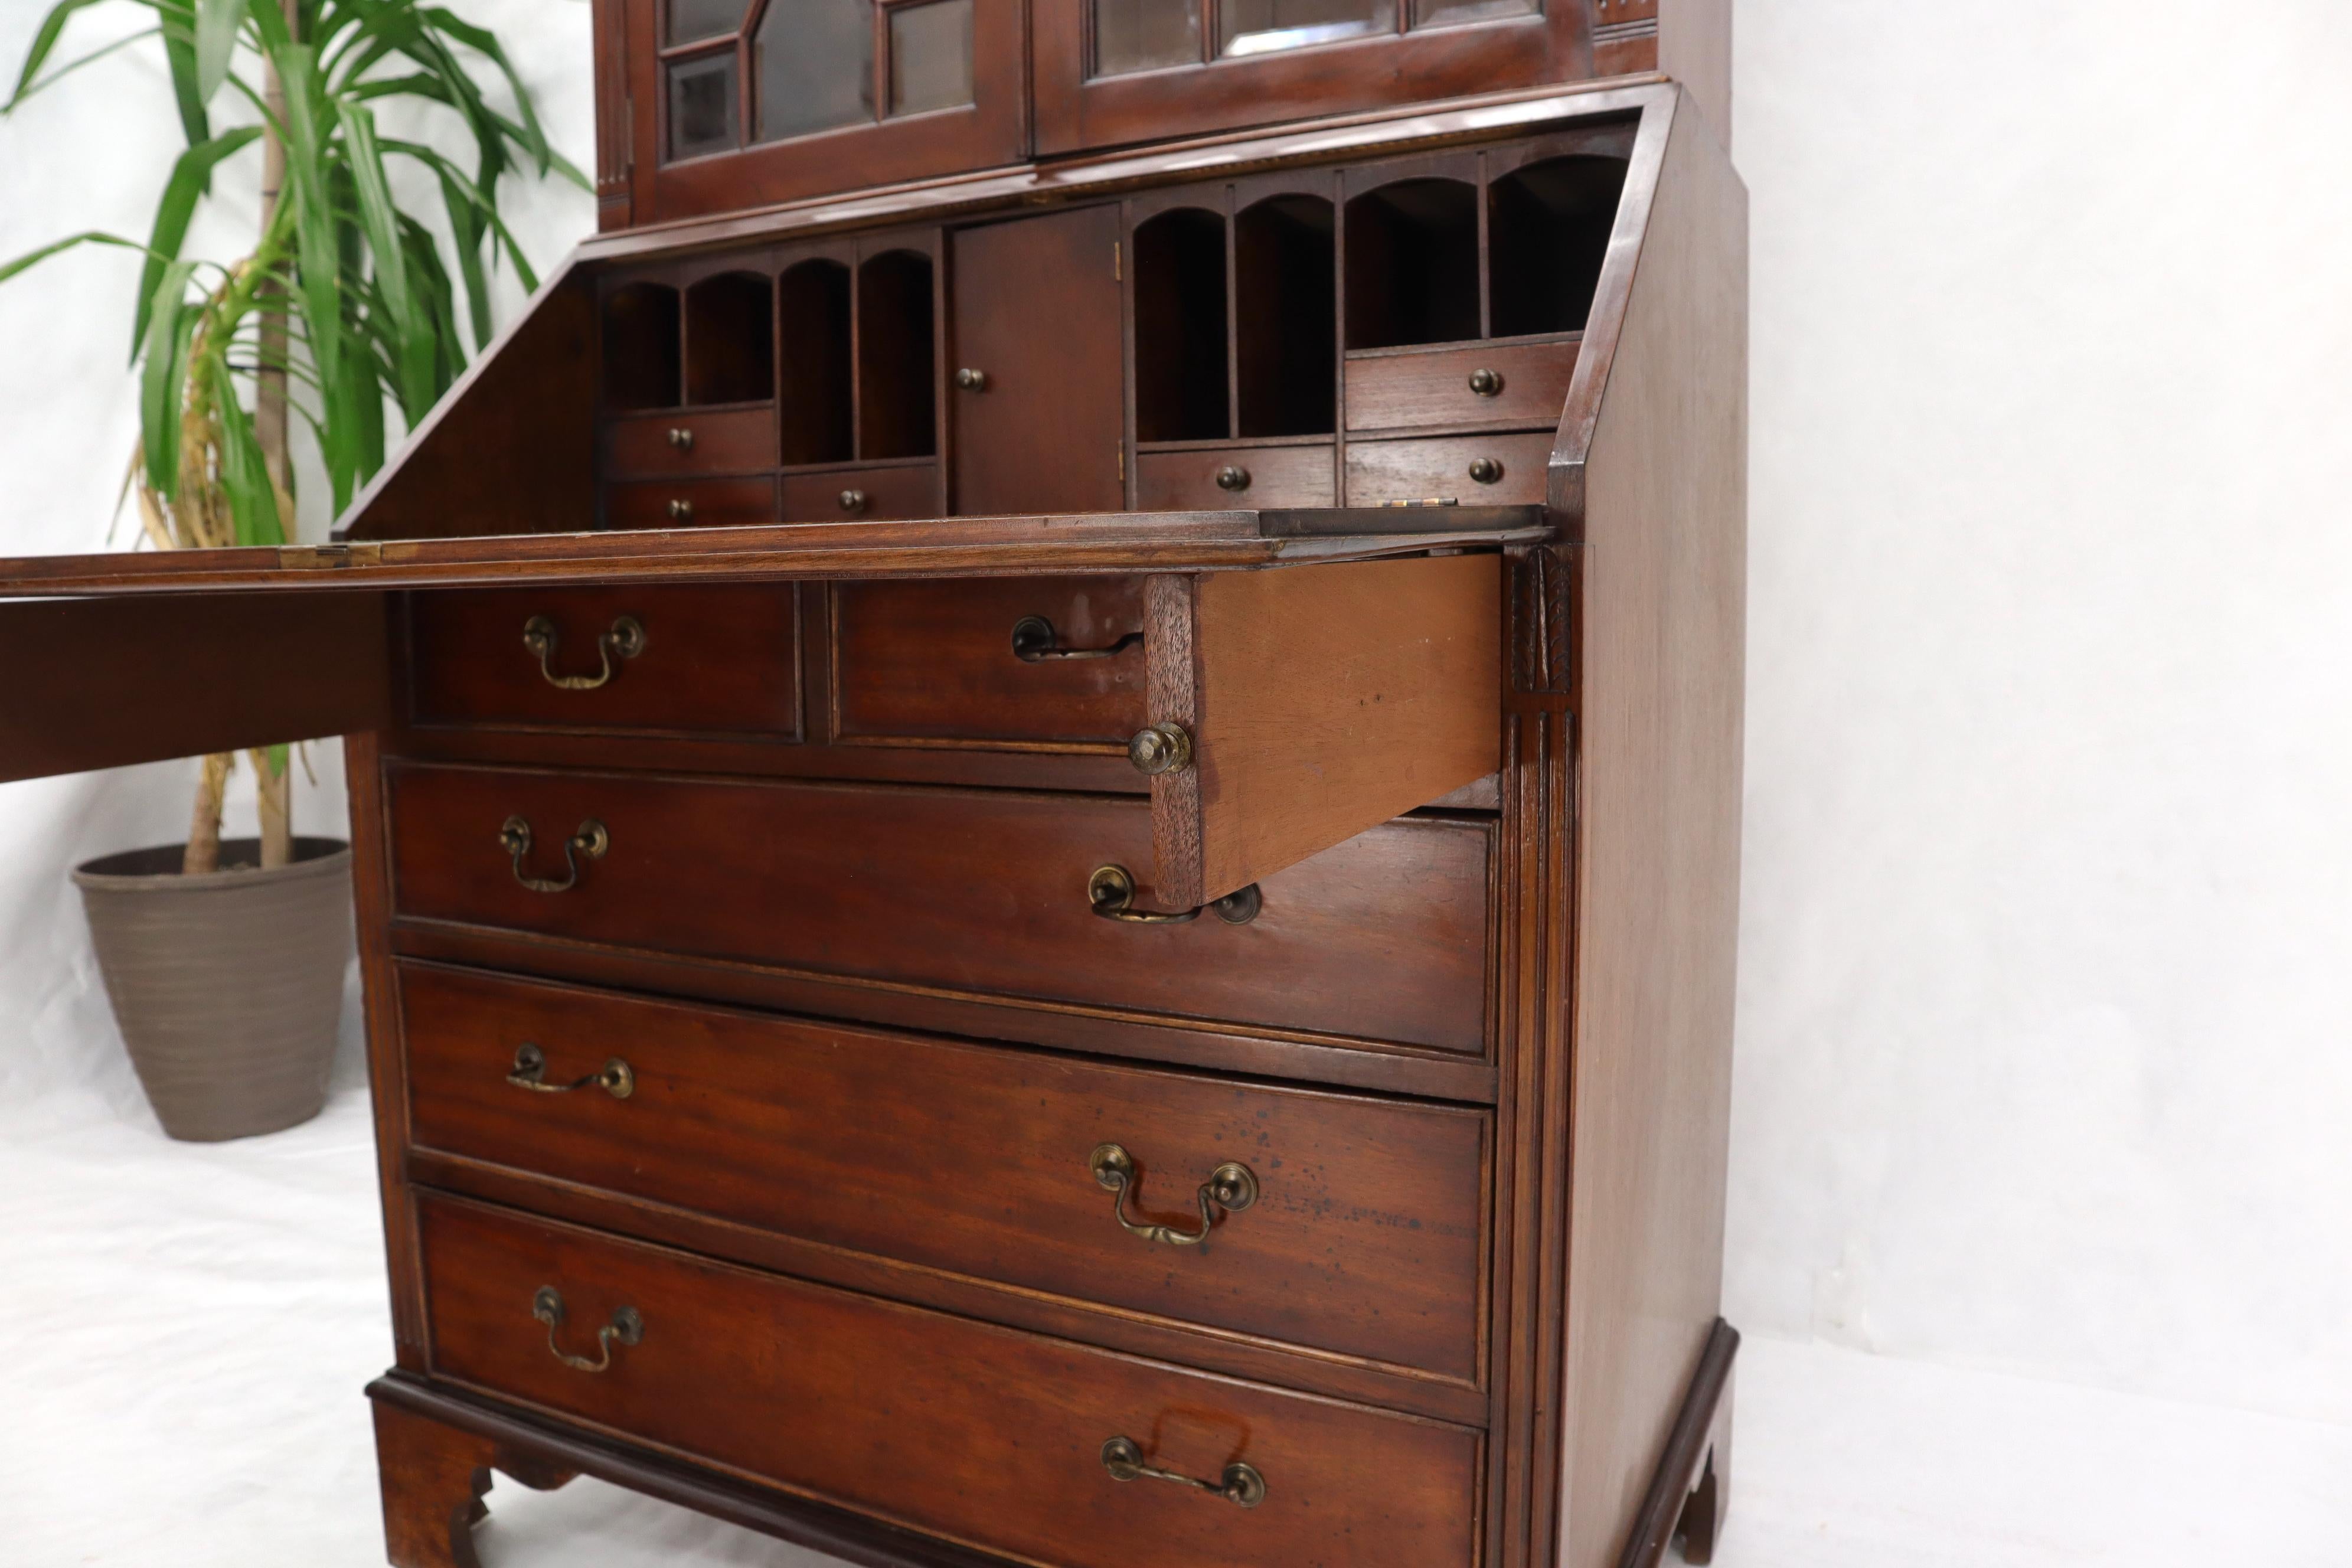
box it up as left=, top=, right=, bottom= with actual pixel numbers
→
left=1034, top=0, right=1599, bottom=155
left=614, top=0, right=1027, bottom=224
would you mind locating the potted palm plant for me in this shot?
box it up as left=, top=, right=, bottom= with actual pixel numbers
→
left=4, top=0, right=580, bottom=1139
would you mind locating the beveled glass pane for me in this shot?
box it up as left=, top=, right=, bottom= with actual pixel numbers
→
left=1220, top=0, right=1394, bottom=57
left=666, top=54, right=739, bottom=162
left=756, top=0, right=876, bottom=143
left=1093, top=0, right=1201, bottom=77
left=668, top=0, right=746, bottom=45
left=1410, top=0, right=1537, bottom=27
left=888, top=0, right=974, bottom=116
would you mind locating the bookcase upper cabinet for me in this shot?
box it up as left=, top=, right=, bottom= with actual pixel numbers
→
left=594, top=0, right=1725, bottom=227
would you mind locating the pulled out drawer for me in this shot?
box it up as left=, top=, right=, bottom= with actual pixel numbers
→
left=1344, top=336, right=1580, bottom=434
left=403, top=963, right=1488, bottom=1381
left=386, top=766, right=1491, bottom=1056
left=419, top=1195, right=1481, bottom=1568
left=406, top=586, right=800, bottom=737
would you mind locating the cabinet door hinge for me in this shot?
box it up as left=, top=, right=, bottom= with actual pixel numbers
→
left=1113, top=240, right=1122, bottom=283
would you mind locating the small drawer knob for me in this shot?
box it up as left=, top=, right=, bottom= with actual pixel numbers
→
left=1214, top=465, right=1251, bottom=493
left=666, top=427, right=695, bottom=450
left=667, top=498, right=695, bottom=521
left=1467, top=457, right=1504, bottom=485
left=1127, top=721, right=1193, bottom=776
left=838, top=488, right=868, bottom=514
left=954, top=367, right=988, bottom=391
left=1467, top=367, right=1505, bottom=397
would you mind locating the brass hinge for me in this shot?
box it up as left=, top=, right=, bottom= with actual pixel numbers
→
left=1113, top=240, right=1122, bottom=283
left=279, top=541, right=383, bottom=570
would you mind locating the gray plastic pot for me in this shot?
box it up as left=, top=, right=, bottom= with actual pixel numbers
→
left=72, top=837, right=353, bottom=1142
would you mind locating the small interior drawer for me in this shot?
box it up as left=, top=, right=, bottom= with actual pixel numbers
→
left=1342, top=430, right=1554, bottom=507
left=831, top=575, right=1145, bottom=748
left=600, top=407, right=776, bottom=479
left=1133, top=443, right=1335, bottom=509
left=779, top=461, right=940, bottom=523
left=418, top=1196, right=1481, bottom=1568
left=1344, top=338, right=1580, bottom=435
left=605, top=476, right=777, bottom=530
left=406, top=585, right=801, bottom=737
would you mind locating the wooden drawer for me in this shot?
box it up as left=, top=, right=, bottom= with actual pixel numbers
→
left=419, top=1196, right=1481, bottom=1568
left=406, top=586, right=800, bottom=737
left=1133, top=444, right=1335, bottom=509
left=605, top=476, right=776, bottom=530
left=1344, top=431, right=1554, bottom=507
left=402, top=963, right=1488, bottom=1381
left=831, top=576, right=1145, bottom=747
left=1344, top=337, right=1580, bottom=433
left=780, top=461, right=941, bottom=523
left=386, top=765, right=1491, bottom=1055
left=600, top=407, right=775, bottom=479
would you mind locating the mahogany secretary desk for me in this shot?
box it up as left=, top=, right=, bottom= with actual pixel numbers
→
left=0, top=4, right=1745, bottom=1566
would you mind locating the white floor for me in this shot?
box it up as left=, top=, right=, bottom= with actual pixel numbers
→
left=4, top=1078, right=2347, bottom=1566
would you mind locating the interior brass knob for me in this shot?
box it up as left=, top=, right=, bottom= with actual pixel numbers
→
left=667, top=498, right=695, bottom=520
left=666, top=426, right=694, bottom=450
left=1468, top=367, right=1505, bottom=397
left=1214, top=465, right=1251, bottom=492
left=1468, top=457, right=1504, bottom=485
left=954, top=367, right=988, bottom=390
left=838, top=488, right=868, bottom=513
left=1127, top=721, right=1193, bottom=776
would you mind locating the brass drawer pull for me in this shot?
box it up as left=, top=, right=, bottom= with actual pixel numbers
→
left=1087, top=864, right=1260, bottom=926
left=1468, top=456, right=1504, bottom=485
left=501, top=816, right=609, bottom=894
left=667, top=498, right=695, bottom=521
left=1100, top=1437, right=1266, bottom=1508
left=1089, top=1142, right=1259, bottom=1247
left=838, top=488, right=868, bottom=514
left=521, top=613, right=645, bottom=690
left=507, top=1043, right=635, bottom=1099
left=1126, top=721, right=1193, bottom=775
left=1467, top=367, right=1505, bottom=397
left=1011, top=616, right=1142, bottom=663
left=1214, top=464, right=1251, bottom=492
left=531, top=1287, right=643, bottom=1374
left=666, top=426, right=695, bottom=450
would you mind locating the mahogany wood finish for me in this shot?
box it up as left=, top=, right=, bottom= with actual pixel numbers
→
left=1345, top=430, right=1559, bottom=507
left=385, top=763, right=1493, bottom=1055
left=1345, top=338, right=1584, bottom=434
left=601, top=407, right=776, bottom=479
left=406, top=585, right=801, bottom=737
left=829, top=575, right=1146, bottom=747
left=779, top=460, right=942, bottom=523
left=373, top=1398, right=578, bottom=1568
left=0, top=592, right=387, bottom=785
left=1146, top=553, right=1501, bottom=907
left=949, top=207, right=1128, bottom=517
left=0, top=76, right=1749, bottom=1568
left=400, top=962, right=1489, bottom=1381
left=418, top=1195, right=1484, bottom=1568
left=1134, top=442, right=1337, bottom=509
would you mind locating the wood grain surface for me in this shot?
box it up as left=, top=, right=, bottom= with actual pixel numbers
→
left=400, top=963, right=1489, bottom=1381
left=418, top=1195, right=1484, bottom=1568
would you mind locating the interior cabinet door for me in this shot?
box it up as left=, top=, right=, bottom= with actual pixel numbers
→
left=949, top=207, right=1127, bottom=517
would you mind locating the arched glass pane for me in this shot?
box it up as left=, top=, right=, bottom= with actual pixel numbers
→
left=668, top=0, right=747, bottom=45
left=667, top=53, right=740, bottom=161
left=1220, top=0, right=1394, bottom=57
left=888, top=0, right=974, bottom=117
left=756, top=0, right=876, bottom=143
left=1093, top=0, right=1201, bottom=77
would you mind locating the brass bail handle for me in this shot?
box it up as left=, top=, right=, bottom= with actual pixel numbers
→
left=1010, top=615, right=1143, bottom=664
left=1099, top=1437, right=1266, bottom=1508
left=1087, top=864, right=1260, bottom=927
left=508, top=1042, right=635, bottom=1100
left=1089, top=1142, right=1259, bottom=1247
left=522, top=613, right=646, bottom=690
left=531, top=1287, right=643, bottom=1374
left=501, top=816, right=610, bottom=894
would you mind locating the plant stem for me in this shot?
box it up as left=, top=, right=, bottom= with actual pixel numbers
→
left=184, top=752, right=232, bottom=876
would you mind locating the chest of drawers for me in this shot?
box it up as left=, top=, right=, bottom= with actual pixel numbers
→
left=0, top=77, right=1742, bottom=1568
